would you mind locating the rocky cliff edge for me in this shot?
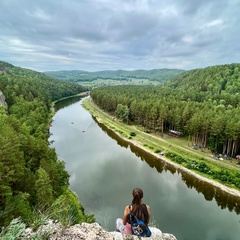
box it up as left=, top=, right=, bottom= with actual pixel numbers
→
left=21, top=221, right=177, bottom=240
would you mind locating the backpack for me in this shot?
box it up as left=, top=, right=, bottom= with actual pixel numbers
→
left=129, top=209, right=151, bottom=237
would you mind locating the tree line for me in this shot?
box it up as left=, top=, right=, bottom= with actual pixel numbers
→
left=0, top=61, right=94, bottom=227
left=90, top=63, right=240, bottom=158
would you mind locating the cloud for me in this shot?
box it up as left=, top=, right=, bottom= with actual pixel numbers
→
left=0, top=0, right=239, bottom=71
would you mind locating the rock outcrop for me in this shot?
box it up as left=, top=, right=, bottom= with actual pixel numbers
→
left=0, top=90, right=7, bottom=108
left=21, top=221, right=177, bottom=240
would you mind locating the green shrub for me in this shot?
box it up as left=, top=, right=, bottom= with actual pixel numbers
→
left=130, top=132, right=136, bottom=136
left=173, top=155, right=187, bottom=164
left=28, top=209, right=49, bottom=231
left=4, top=193, right=33, bottom=227
left=0, top=218, right=25, bottom=240
left=154, top=149, right=161, bottom=153
left=165, top=151, right=240, bottom=190
left=50, top=189, right=95, bottom=226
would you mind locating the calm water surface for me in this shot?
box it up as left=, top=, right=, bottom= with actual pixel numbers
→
left=49, top=97, right=240, bottom=240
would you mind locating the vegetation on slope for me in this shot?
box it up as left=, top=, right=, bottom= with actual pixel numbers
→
left=89, top=63, right=240, bottom=191
left=0, top=61, right=95, bottom=228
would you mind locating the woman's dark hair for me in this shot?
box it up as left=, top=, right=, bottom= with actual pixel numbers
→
left=132, top=188, right=143, bottom=206
left=131, top=188, right=149, bottom=223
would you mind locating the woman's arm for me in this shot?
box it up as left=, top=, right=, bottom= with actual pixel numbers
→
left=123, top=205, right=130, bottom=225
left=147, top=205, right=151, bottom=223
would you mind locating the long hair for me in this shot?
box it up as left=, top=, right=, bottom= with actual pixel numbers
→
left=132, top=187, right=143, bottom=206
left=131, top=188, right=149, bottom=223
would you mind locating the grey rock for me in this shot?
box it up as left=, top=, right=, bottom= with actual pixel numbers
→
left=50, top=222, right=113, bottom=240
left=110, top=226, right=176, bottom=240
left=0, top=90, right=7, bottom=108
left=21, top=221, right=177, bottom=240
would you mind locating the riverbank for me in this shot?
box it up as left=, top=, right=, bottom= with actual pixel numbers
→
left=82, top=97, right=240, bottom=198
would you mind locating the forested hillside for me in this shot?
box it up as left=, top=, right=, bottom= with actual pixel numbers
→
left=91, top=63, right=240, bottom=158
left=45, top=68, right=184, bottom=83
left=0, top=61, right=94, bottom=227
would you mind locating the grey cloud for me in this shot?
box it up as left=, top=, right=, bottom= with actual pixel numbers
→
left=174, top=0, right=228, bottom=16
left=0, top=0, right=239, bottom=71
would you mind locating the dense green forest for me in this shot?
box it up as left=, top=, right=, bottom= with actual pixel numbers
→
left=90, top=63, right=240, bottom=158
left=44, top=68, right=184, bottom=83
left=1, top=60, right=240, bottom=229
left=0, top=61, right=94, bottom=228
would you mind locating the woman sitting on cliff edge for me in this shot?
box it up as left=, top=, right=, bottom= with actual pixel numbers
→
left=116, top=187, right=151, bottom=235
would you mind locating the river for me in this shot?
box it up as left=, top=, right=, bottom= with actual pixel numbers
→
left=49, top=96, right=240, bottom=240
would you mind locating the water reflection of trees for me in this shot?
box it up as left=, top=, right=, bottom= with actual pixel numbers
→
left=95, top=119, right=129, bottom=149
left=95, top=118, right=240, bottom=215
left=54, top=96, right=83, bottom=111
left=181, top=171, right=240, bottom=214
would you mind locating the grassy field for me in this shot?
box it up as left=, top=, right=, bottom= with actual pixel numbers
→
left=79, top=78, right=160, bottom=88
left=82, top=97, right=240, bottom=191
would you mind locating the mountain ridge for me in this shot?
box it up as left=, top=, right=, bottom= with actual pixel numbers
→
left=44, top=68, right=185, bottom=82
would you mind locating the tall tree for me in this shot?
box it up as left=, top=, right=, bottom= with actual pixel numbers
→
left=35, top=168, right=53, bottom=211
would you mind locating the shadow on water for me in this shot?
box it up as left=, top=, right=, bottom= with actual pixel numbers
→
left=54, top=96, right=83, bottom=111
left=95, top=117, right=240, bottom=215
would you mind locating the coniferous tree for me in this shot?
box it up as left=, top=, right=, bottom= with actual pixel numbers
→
left=35, top=168, right=54, bottom=212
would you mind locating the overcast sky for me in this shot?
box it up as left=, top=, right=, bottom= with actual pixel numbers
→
left=0, top=0, right=239, bottom=72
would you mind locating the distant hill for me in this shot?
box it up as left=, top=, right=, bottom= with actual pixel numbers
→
left=0, top=61, right=87, bottom=104
left=165, top=63, right=240, bottom=95
left=44, top=69, right=185, bottom=83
